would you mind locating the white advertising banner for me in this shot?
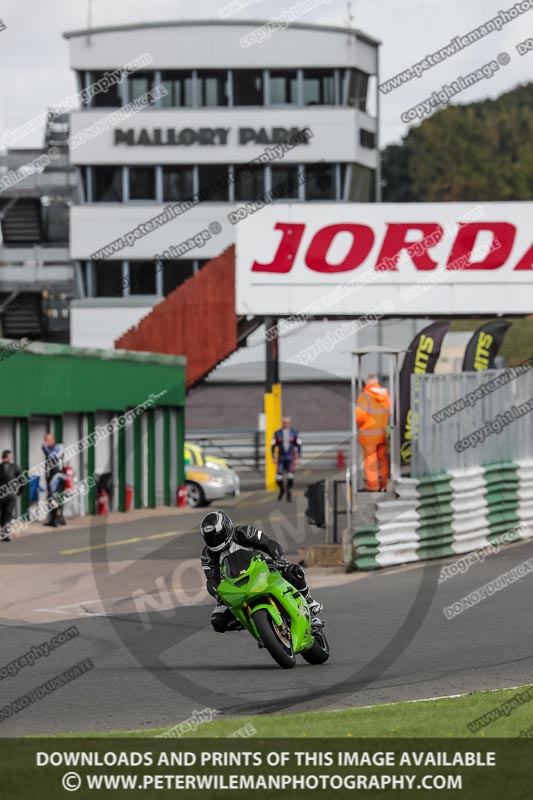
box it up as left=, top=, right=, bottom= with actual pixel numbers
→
left=235, top=202, right=533, bottom=316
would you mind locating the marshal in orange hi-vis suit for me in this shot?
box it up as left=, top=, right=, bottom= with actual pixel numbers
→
left=356, top=376, right=391, bottom=492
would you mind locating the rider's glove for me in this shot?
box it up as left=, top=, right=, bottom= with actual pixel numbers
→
left=267, top=540, right=285, bottom=561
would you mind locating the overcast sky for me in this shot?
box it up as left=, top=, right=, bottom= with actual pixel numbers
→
left=0, top=0, right=531, bottom=150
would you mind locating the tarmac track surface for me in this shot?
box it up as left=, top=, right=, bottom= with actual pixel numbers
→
left=0, top=487, right=532, bottom=736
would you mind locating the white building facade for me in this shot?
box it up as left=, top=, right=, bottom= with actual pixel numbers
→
left=64, top=19, right=380, bottom=350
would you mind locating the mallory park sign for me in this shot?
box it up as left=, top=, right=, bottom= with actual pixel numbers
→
left=114, top=126, right=309, bottom=147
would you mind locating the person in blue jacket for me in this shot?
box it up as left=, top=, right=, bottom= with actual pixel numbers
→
left=42, top=433, right=66, bottom=527
left=271, top=416, right=302, bottom=502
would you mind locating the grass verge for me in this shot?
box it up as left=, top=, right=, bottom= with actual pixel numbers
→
left=48, top=685, right=533, bottom=738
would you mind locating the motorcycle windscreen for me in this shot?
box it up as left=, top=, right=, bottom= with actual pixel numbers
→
left=221, top=549, right=263, bottom=579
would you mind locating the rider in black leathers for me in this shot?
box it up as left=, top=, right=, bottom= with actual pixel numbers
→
left=200, top=510, right=322, bottom=632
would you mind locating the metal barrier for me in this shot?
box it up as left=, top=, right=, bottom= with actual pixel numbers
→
left=411, top=365, right=533, bottom=476
left=186, top=429, right=351, bottom=472
left=187, top=429, right=262, bottom=470
left=325, top=478, right=348, bottom=544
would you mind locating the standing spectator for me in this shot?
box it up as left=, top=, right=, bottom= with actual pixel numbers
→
left=356, top=374, right=391, bottom=492
left=0, top=450, right=21, bottom=541
left=47, top=468, right=67, bottom=528
left=271, top=416, right=302, bottom=502
left=42, top=433, right=66, bottom=527
left=42, top=433, right=62, bottom=493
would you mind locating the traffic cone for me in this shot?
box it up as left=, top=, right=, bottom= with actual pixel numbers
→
left=336, top=451, right=345, bottom=469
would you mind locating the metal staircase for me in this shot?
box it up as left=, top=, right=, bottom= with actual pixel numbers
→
left=0, top=292, right=42, bottom=338
left=0, top=199, right=42, bottom=245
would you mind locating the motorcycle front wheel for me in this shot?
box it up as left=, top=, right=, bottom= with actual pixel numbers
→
left=253, top=609, right=296, bottom=669
left=301, top=630, right=330, bottom=664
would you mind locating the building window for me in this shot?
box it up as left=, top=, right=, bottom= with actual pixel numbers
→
left=162, top=166, right=194, bottom=202
left=349, top=164, right=375, bottom=202
left=94, top=261, right=123, bottom=296
left=304, top=163, right=336, bottom=200
left=129, top=260, right=158, bottom=295
left=79, top=261, right=91, bottom=296
left=346, top=69, right=369, bottom=111
left=269, top=70, right=298, bottom=104
left=162, top=260, right=195, bottom=295
left=92, top=166, right=123, bottom=202
left=360, top=129, right=376, bottom=149
left=271, top=165, right=299, bottom=200
left=89, top=70, right=122, bottom=107
left=160, top=71, right=194, bottom=107
left=198, top=71, right=229, bottom=106
left=80, top=166, right=90, bottom=201
left=233, top=70, right=264, bottom=106
left=128, top=72, right=154, bottom=103
left=339, top=164, right=349, bottom=200
left=303, top=69, right=335, bottom=105
left=128, top=167, right=156, bottom=201
left=76, top=71, right=85, bottom=98
left=198, top=164, right=229, bottom=202
left=42, top=200, right=69, bottom=243
left=234, top=165, right=265, bottom=201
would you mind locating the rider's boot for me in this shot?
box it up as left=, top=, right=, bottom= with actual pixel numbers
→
left=286, top=477, right=293, bottom=502
left=306, top=594, right=323, bottom=614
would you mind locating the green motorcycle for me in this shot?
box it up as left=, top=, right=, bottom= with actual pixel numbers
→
left=217, top=549, right=330, bottom=669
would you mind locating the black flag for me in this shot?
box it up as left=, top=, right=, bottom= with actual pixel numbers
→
left=462, top=320, right=511, bottom=371
left=399, top=321, right=449, bottom=466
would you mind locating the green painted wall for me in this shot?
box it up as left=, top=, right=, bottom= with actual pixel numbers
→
left=0, top=340, right=186, bottom=514
left=0, top=340, right=186, bottom=417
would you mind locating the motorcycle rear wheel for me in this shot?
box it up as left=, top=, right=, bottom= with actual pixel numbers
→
left=253, top=609, right=296, bottom=669
left=301, top=630, right=330, bottom=664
